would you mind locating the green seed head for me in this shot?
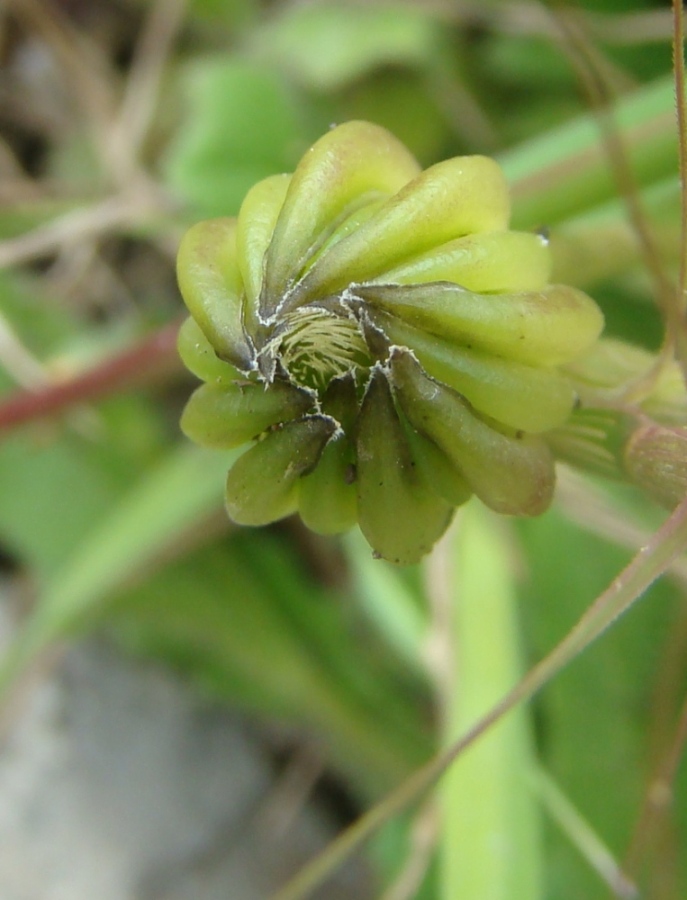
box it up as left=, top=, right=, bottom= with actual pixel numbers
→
left=177, top=121, right=605, bottom=563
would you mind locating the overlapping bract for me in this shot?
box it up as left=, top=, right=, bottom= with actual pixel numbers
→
left=177, top=121, right=604, bottom=563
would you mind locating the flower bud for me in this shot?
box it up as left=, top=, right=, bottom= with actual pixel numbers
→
left=563, top=337, right=687, bottom=425
left=624, top=424, right=687, bottom=509
left=177, top=121, right=604, bottom=563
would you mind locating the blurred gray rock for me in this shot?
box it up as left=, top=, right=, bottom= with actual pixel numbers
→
left=0, top=620, right=370, bottom=900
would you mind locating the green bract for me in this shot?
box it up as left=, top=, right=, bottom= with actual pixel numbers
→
left=177, top=121, right=604, bottom=564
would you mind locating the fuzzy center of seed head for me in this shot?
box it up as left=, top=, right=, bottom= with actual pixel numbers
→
left=276, top=307, right=370, bottom=391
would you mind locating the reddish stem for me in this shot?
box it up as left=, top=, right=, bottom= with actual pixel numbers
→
left=0, top=319, right=183, bottom=435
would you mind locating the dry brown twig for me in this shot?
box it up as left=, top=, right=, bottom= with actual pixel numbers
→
left=110, top=0, right=189, bottom=179
left=554, top=469, right=687, bottom=590
left=0, top=184, right=175, bottom=271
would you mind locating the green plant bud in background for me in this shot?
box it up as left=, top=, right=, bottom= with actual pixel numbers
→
left=546, top=338, right=687, bottom=487
left=624, top=424, right=687, bottom=510
left=177, top=121, right=604, bottom=563
left=563, top=338, right=687, bottom=425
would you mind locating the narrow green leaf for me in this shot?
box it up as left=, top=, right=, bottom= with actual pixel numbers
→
left=437, top=506, right=542, bottom=900
left=0, top=444, right=236, bottom=693
left=502, top=77, right=678, bottom=228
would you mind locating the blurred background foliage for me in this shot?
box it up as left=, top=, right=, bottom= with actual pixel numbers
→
left=0, top=0, right=686, bottom=897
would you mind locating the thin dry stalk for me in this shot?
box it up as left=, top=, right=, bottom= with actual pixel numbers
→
left=394, top=0, right=673, bottom=45
left=623, top=690, right=687, bottom=893
left=548, top=4, right=680, bottom=338
left=0, top=310, right=49, bottom=389
left=252, top=743, right=326, bottom=839
left=0, top=189, right=171, bottom=270
left=110, top=0, right=188, bottom=180
left=379, top=801, right=437, bottom=900
left=554, top=469, right=687, bottom=590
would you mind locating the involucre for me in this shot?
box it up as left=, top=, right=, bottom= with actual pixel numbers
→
left=177, top=121, right=604, bottom=564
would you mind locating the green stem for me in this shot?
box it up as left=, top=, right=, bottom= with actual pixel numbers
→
left=501, top=77, right=678, bottom=229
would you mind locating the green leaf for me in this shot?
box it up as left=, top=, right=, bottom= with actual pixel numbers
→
left=188, top=0, right=255, bottom=27
left=342, top=529, right=427, bottom=673
left=163, top=58, right=305, bottom=217
left=0, top=444, right=235, bottom=693
left=0, top=271, right=77, bottom=392
left=110, top=529, right=432, bottom=792
left=438, top=505, right=542, bottom=900
left=0, top=429, right=132, bottom=575
left=251, top=2, right=440, bottom=90
left=516, top=502, right=680, bottom=898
